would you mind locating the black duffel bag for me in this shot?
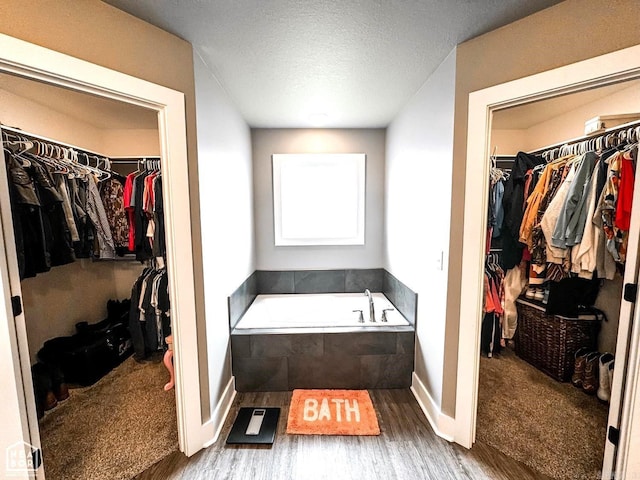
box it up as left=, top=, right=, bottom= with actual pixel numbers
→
left=38, top=334, right=115, bottom=386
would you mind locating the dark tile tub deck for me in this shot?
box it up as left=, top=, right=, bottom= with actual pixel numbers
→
left=231, top=325, right=415, bottom=391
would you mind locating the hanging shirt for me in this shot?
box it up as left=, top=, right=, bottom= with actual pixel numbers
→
left=551, top=151, right=598, bottom=248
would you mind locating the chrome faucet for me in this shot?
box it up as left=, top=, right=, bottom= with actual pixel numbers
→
left=364, top=289, right=375, bottom=322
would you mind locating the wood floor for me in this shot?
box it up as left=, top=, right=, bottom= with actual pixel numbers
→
left=135, top=389, right=551, bottom=480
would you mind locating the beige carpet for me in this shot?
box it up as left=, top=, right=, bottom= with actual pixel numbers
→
left=477, top=348, right=609, bottom=480
left=39, top=356, right=178, bottom=480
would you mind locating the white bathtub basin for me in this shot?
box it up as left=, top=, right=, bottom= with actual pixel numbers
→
left=235, top=293, right=410, bottom=329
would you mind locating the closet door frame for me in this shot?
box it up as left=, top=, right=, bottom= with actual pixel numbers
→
left=0, top=33, right=210, bottom=461
left=456, top=43, right=640, bottom=480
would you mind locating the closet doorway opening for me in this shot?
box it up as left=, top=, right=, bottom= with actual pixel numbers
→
left=478, top=78, right=640, bottom=480
left=0, top=33, right=208, bottom=480
left=456, top=43, right=640, bottom=480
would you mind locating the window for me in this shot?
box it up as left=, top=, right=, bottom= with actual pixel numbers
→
left=272, top=153, right=365, bottom=246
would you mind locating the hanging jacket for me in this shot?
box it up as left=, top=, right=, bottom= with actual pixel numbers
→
left=501, top=151, right=545, bottom=269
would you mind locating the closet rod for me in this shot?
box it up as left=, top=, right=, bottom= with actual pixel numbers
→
left=110, top=156, right=161, bottom=163
left=529, top=118, right=640, bottom=155
left=1, top=123, right=109, bottom=158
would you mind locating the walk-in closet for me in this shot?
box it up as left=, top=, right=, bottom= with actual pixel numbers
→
left=0, top=73, right=178, bottom=480
left=476, top=78, right=640, bottom=479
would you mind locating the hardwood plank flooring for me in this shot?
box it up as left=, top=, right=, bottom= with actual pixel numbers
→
left=135, top=389, right=551, bottom=480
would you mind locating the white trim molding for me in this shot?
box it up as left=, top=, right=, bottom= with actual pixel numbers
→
left=204, top=377, right=237, bottom=448
left=456, top=43, right=640, bottom=478
left=411, top=373, right=455, bottom=442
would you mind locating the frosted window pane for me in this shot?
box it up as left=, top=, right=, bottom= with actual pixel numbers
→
left=273, top=154, right=365, bottom=246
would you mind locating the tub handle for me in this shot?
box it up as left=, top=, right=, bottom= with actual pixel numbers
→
left=381, top=308, right=394, bottom=323
left=352, top=310, right=364, bottom=323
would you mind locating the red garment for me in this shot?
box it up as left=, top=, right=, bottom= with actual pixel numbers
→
left=123, top=172, right=136, bottom=252
left=615, top=155, right=634, bottom=231
left=484, top=275, right=495, bottom=313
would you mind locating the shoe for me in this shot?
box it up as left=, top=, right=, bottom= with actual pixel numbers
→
left=597, top=353, right=614, bottom=402
left=525, top=287, right=535, bottom=299
left=571, top=347, right=590, bottom=387
left=47, top=363, right=69, bottom=402
left=31, top=363, right=57, bottom=416
left=583, top=352, right=601, bottom=395
left=533, top=289, right=545, bottom=301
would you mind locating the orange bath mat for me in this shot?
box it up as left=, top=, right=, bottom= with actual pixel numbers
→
left=286, top=389, right=380, bottom=435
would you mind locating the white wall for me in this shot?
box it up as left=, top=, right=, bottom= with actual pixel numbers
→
left=525, top=83, right=640, bottom=151
left=192, top=50, right=254, bottom=417
left=252, top=128, right=385, bottom=270
left=491, top=129, right=529, bottom=156
left=385, top=49, right=456, bottom=412
left=491, top=83, right=640, bottom=155
left=0, top=88, right=105, bottom=151
left=101, top=129, right=160, bottom=157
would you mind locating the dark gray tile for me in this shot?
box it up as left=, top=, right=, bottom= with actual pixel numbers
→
left=324, top=332, right=397, bottom=356
left=251, top=334, right=293, bottom=357
left=288, top=354, right=362, bottom=389
left=290, top=334, right=324, bottom=356
left=294, top=270, right=345, bottom=294
left=228, top=272, right=258, bottom=328
left=233, top=357, right=288, bottom=392
left=345, top=269, right=384, bottom=293
left=256, top=270, right=295, bottom=294
left=383, top=270, right=417, bottom=325
left=396, top=332, right=415, bottom=355
left=230, top=335, right=252, bottom=358
left=360, top=354, right=414, bottom=388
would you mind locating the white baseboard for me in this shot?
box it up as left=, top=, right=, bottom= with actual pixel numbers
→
left=410, top=372, right=455, bottom=442
left=202, top=376, right=236, bottom=448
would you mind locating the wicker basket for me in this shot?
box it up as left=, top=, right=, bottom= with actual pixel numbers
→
left=515, top=298, right=600, bottom=382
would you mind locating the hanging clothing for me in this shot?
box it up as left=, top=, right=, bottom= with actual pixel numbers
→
left=551, top=151, right=598, bottom=249
left=129, top=265, right=171, bottom=360
left=86, top=175, right=115, bottom=259
left=100, top=177, right=129, bottom=255
left=501, top=152, right=546, bottom=270
left=502, top=265, right=527, bottom=339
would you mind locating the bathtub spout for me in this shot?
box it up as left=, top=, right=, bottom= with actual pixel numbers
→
left=364, top=289, right=375, bottom=322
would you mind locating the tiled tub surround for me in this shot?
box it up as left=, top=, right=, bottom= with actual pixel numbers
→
left=228, top=269, right=416, bottom=329
left=231, top=328, right=415, bottom=391
left=228, top=269, right=417, bottom=391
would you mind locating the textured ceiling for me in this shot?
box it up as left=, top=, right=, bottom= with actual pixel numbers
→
left=106, top=0, right=561, bottom=128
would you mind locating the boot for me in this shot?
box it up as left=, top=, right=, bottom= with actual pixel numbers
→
left=31, top=363, right=57, bottom=416
left=47, top=363, right=69, bottom=402
left=597, top=353, right=614, bottom=402
left=571, top=347, right=590, bottom=387
left=583, top=352, right=600, bottom=395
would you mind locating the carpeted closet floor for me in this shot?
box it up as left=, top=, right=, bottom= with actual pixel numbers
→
left=39, top=356, right=178, bottom=480
left=477, top=347, right=609, bottom=480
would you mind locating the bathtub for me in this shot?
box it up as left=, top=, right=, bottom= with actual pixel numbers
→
left=234, top=293, right=410, bottom=329
left=231, top=291, right=415, bottom=391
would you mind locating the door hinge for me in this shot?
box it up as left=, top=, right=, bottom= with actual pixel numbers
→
left=32, top=448, right=42, bottom=470
left=11, top=295, right=22, bottom=317
left=608, top=426, right=620, bottom=446
left=623, top=283, right=637, bottom=303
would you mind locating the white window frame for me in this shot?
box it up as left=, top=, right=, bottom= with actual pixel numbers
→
left=272, top=153, right=366, bottom=246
